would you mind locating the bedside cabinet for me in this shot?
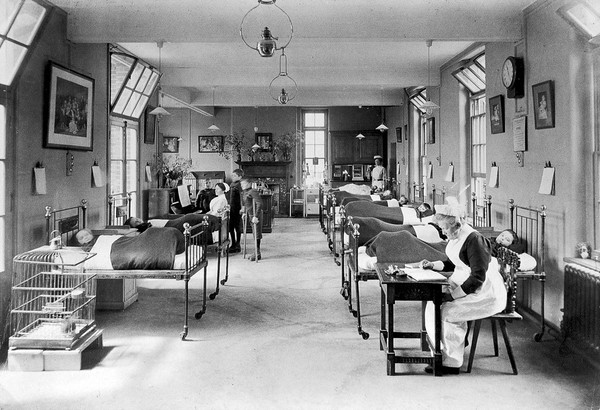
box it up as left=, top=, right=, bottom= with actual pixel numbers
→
left=289, top=188, right=305, bottom=217
left=305, top=188, right=320, bottom=216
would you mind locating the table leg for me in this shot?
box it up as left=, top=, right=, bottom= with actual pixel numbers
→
left=386, top=297, right=395, bottom=376
left=433, top=297, right=443, bottom=377
left=380, top=286, right=386, bottom=351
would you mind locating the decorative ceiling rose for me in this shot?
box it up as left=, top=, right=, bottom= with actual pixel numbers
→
left=240, top=0, right=293, bottom=58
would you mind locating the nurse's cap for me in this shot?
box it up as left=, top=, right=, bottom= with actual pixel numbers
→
left=223, top=182, right=230, bottom=193
left=374, top=155, right=383, bottom=160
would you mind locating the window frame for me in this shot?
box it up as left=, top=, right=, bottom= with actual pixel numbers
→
left=302, top=109, right=328, bottom=184
left=109, top=117, right=139, bottom=218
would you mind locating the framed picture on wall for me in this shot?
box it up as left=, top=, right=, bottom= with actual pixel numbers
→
left=198, top=135, right=223, bottom=152
left=489, top=95, right=505, bottom=134
left=532, top=80, right=555, bottom=129
left=255, top=132, right=273, bottom=151
left=163, top=136, right=180, bottom=153
left=45, top=62, right=95, bottom=151
left=395, top=126, right=402, bottom=143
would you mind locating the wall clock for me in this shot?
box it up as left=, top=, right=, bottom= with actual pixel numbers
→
left=502, top=56, right=524, bottom=98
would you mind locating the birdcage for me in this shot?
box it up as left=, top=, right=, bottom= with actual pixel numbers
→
left=10, top=248, right=97, bottom=349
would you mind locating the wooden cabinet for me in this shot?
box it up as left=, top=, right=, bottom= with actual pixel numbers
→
left=305, top=188, right=320, bottom=216
left=96, top=279, right=138, bottom=311
left=330, top=130, right=385, bottom=181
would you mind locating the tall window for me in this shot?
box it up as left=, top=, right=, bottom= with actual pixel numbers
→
left=470, top=93, right=487, bottom=220
left=0, top=0, right=49, bottom=87
left=303, top=110, right=327, bottom=184
left=110, top=119, right=138, bottom=217
left=0, top=103, right=6, bottom=272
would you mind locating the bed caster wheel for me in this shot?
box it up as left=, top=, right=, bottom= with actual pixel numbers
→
left=195, top=312, right=204, bottom=320
left=220, top=279, right=227, bottom=285
left=352, top=310, right=357, bottom=318
left=534, top=332, right=543, bottom=342
left=209, top=293, right=216, bottom=300
left=180, top=330, right=188, bottom=340
left=361, top=332, right=369, bottom=340
left=335, top=260, right=341, bottom=266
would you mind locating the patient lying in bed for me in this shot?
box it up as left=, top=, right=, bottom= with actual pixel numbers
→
left=76, top=226, right=191, bottom=270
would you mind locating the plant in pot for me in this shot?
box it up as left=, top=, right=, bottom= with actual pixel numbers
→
left=220, top=129, right=247, bottom=162
left=274, top=130, right=304, bottom=161
left=156, top=154, right=192, bottom=188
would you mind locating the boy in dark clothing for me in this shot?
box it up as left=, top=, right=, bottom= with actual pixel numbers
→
left=229, top=169, right=244, bottom=253
left=241, top=177, right=263, bottom=261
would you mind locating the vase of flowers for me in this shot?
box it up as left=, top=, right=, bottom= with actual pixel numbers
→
left=220, top=130, right=247, bottom=161
left=274, top=130, right=304, bottom=161
left=157, top=155, right=192, bottom=188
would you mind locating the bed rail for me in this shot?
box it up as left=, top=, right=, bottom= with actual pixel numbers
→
left=509, top=199, right=547, bottom=341
left=431, top=184, right=446, bottom=207
left=472, top=193, right=492, bottom=228
left=108, top=193, right=132, bottom=226
left=45, top=199, right=87, bottom=245
left=208, top=206, right=230, bottom=299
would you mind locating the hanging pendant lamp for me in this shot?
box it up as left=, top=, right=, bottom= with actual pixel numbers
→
left=356, top=133, right=365, bottom=140
left=269, top=48, right=298, bottom=104
left=240, top=0, right=294, bottom=58
left=149, top=41, right=171, bottom=117
left=208, top=87, right=220, bottom=132
left=376, top=86, right=389, bottom=132
left=422, top=40, right=440, bottom=116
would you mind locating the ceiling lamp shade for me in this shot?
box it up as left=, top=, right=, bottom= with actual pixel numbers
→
left=209, top=87, right=220, bottom=132
left=149, top=41, right=171, bottom=117
left=269, top=49, right=298, bottom=104
left=423, top=40, right=440, bottom=116
left=240, top=0, right=293, bottom=58
left=376, top=87, right=388, bottom=132
left=356, top=133, right=365, bottom=140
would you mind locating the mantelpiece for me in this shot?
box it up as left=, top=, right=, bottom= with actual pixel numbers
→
left=236, top=161, right=292, bottom=216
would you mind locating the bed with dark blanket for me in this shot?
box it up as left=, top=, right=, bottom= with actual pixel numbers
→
left=364, top=231, right=447, bottom=263
left=344, top=200, right=421, bottom=225
left=109, top=227, right=184, bottom=270
left=343, top=216, right=445, bottom=246
left=332, top=190, right=376, bottom=206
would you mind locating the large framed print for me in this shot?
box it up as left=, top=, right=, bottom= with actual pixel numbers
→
left=45, top=62, right=94, bottom=150
left=199, top=135, right=224, bottom=152
left=489, top=95, right=505, bottom=134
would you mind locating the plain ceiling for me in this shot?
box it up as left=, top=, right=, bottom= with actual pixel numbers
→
left=47, top=0, right=535, bottom=107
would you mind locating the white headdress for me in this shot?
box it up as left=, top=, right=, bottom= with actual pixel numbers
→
left=434, top=196, right=466, bottom=218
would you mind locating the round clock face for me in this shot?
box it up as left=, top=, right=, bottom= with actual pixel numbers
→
left=502, top=58, right=516, bottom=89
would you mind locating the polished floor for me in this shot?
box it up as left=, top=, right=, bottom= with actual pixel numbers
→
left=0, top=217, right=599, bottom=409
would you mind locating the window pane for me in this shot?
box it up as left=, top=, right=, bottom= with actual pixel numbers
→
left=313, top=130, right=325, bottom=144
left=306, top=145, right=315, bottom=157
left=304, top=112, right=314, bottom=127
left=126, top=128, right=137, bottom=159
left=111, top=125, right=123, bottom=159
left=0, top=160, right=4, bottom=215
left=135, top=67, right=151, bottom=92
left=131, top=95, right=149, bottom=120
left=0, top=40, right=26, bottom=86
left=113, top=88, right=132, bottom=115
left=0, top=0, right=21, bottom=36
left=305, top=130, right=315, bottom=144
left=126, top=160, right=137, bottom=192
left=110, top=161, right=123, bottom=194
left=313, top=113, right=325, bottom=127
left=123, top=91, right=141, bottom=117
left=111, top=53, right=134, bottom=105
left=7, top=0, right=46, bottom=45
left=143, top=71, right=159, bottom=95
left=314, top=144, right=325, bottom=157
left=126, top=62, right=144, bottom=90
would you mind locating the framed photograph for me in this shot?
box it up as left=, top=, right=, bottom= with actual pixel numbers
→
left=255, top=132, right=273, bottom=152
left=198, top=135, right=224, bottom=153
left=144, top=105, right=156, bottom=144
left=395, top=126, right=402, bottom=143
left=489, top=95, right=505, bottom=134
left=425, top=117, right=435, bottom=144
left=163, top=136, right=180, bottom=153
left=532, top=80, right=555, bottom=129
left=333, top=165, right=342, bottom=179
left=45, top=62, right=94, bottom=151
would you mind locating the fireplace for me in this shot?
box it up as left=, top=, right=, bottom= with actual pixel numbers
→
left=237, top=161, right=292, bottom=216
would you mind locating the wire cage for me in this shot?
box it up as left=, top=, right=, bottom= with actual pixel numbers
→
left=10, top=249, right=97, bottom=349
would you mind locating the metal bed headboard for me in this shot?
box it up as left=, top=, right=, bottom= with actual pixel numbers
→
left=472, top=193, right=492, bottom=228
left=431, top=184, right=446, bottom=207
left=508, top=198, right=547, bottom=342
left=45, top=199, right=87, bottom=245
left=108, top=193, right=132, bottom=226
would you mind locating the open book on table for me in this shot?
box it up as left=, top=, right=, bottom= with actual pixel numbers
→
left=403, top=266, right=447, bottom=281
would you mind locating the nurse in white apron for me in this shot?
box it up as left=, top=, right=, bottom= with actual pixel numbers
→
left=420, top=201, right=507, bottom=374
left=371, top=155, right=386, bottom=191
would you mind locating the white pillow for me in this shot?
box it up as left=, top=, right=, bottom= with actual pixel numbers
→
left=401, top=207, right=420, bottom=225
left=518, top=253, right=537, bottom=271
left=357, top=252, right=377, bottom=272
left=387, top=199, right=399, bottom=207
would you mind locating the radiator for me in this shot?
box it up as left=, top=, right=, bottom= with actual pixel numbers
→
left=563, top=263, right=600, bottom=353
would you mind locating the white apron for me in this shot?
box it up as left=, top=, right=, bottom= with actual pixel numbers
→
left=371, top=165, right=385, bottom=190
left=425, top=225, right=507, bottom=367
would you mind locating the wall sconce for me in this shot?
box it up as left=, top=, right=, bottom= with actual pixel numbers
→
left=66, top=151, right=74, bottom=176
left=240, top=0, right=293, bottom=57
left=269, top=48, right=298, bottom=104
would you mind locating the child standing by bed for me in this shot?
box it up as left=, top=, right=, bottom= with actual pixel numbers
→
left=241, top=177, right=263, bottom=261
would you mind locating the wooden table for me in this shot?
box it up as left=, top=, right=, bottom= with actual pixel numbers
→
left=376, top=263, right=447, bottom=376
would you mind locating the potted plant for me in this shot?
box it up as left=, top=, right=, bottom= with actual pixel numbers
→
left=220, top=130, right=247, bottom=161
left=156, top=155, right=192, bottom=188
left=273, top=130, right=304, bottom=161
